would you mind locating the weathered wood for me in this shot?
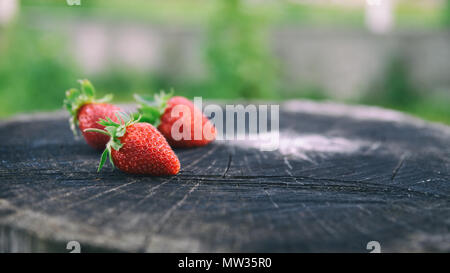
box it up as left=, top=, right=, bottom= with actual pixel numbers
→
left=0, top=100, right=449, bottom=252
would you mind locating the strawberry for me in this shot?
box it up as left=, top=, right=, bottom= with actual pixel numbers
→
left=134, top=91, right=216, bottom=148
left=64, top=79, right=122, bottom=150
left=85, top=112, right=180, bottom=175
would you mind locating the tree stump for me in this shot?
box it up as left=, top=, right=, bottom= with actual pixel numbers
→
left=0, top=100, right=449, bottom=252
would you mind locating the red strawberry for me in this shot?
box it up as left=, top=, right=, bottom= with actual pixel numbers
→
left=85, top=112, right=180, bottom=175
left=134, top=92, right=216, bottom=148
left=64, top=79, right=122, bottom=150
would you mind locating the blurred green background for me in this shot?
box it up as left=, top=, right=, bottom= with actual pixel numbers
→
left=0, top=0, right=449, bottom=124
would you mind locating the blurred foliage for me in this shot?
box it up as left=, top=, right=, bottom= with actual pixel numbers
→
left=0, top=23, right=79, bottom=116
left=395, top=1, right=445, bottom=29
left=19, top=0, right=445, bottom=28
left=444, top=0, right=450, bottom=26
left=362, top=56, right=450, bottom=124
left=205, top=0, right=278, bottom=99
left=363, top=56, right=419, bottom=108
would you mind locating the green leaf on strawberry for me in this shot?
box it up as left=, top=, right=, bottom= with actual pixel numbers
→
left=84, top=112, right=140, bottom=172
left=133, top=90, right=173, bottom=127
left=63, top=79, right=113, bottom=136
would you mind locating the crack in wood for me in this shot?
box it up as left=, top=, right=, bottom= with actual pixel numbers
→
left=222, top=154, right=232, bottom=178
left=391, top=154, right=408, bottom=182
left=264, top=189, right=279, bottom=209
left=182, top=145, right=219, bottom=170
left=65, top=180, right=139, bottom=209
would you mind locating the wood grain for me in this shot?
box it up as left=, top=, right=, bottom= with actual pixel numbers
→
left=0, top=101, right=449, bottom=252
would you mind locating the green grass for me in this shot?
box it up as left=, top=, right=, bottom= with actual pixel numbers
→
left=19, top=0, right=446, bottom=28
left=356, top=95, right=450, bottom=125
left=396, top=2, right=447, bottom=29
left=0, top=23, right=79, bottom=117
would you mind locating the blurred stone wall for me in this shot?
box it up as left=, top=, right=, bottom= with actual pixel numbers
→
left=35, top=18, right=450, bottom=99
left=272, top=27, right=450, bottom=98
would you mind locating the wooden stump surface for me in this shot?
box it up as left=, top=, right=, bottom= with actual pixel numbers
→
left=0, top=100, right=449, bottom=252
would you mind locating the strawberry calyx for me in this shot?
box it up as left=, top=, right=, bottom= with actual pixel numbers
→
left=63, top=79, right=113, bottom=136
left=133, top=90, right=173, bottom=127
left=84, top=112, right=141, bottom=172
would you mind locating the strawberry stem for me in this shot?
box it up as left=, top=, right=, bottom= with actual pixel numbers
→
left=133, top=90, right=173, bottom=127
left=83, top=128, right=110, bottom=136
left=63, top=79, right=113, bottom=137
left=84, top=112, right=140, bottom=172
